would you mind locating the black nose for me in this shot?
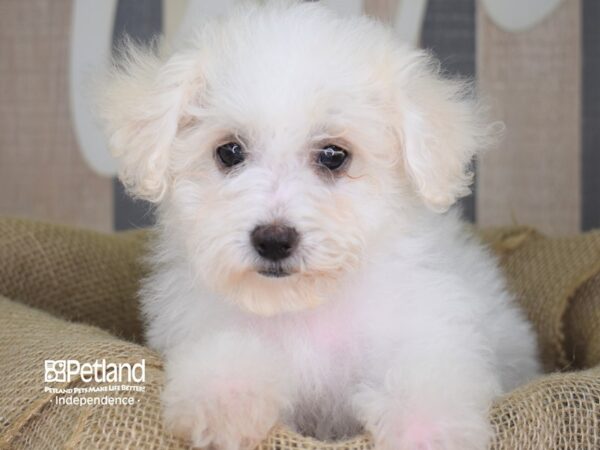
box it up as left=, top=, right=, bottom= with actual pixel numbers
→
left=251, top=224, right=299, bottom=261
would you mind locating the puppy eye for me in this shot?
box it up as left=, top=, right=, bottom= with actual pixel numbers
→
left=216, top=142, right=245, bottom=168
left=317, top=145, right=348, bottom=171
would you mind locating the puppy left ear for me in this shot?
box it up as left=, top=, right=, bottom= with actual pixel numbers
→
left=398, top=55, right=492, bottom=213
left=96, top=42, right=203, bottom=202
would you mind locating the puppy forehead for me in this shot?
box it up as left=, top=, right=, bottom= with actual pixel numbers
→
left=198, top=7, right=393, bottom=129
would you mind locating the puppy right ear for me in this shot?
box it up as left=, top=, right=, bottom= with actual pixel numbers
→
left=96, top=42, right=202, bottom=202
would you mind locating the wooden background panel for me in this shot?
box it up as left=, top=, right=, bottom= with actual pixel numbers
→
left=0, top=0, right=112, bottom=232
left=363, top=0, right=397, bottom=23
left=582, top=0, right=600, bottom=231
left=476, top=0, right=581, bottom=235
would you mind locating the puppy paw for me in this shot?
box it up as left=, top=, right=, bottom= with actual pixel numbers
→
left=372, top=412, right=491, bottom=450
left=354, top=384, right=494, bottom=450
left=163, top=376, right=284, bottom=450
left=162, top=334, right=289, bottom=449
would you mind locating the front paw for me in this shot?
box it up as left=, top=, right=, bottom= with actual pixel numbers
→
left=163, top=376, right=284, bottom=450
left=387, top=413, right=491, bottom=450
left=355, top=388, right=493, bottom=450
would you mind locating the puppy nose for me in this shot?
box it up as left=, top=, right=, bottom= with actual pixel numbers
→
left=251, top=224, right=299, bottom=261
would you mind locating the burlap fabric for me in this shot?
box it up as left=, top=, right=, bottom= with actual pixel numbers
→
left=0, top=218, right=599, bottom=449
left=565, top=271, right=600, bottom=370
left=0, top=218, right=147, bottom=343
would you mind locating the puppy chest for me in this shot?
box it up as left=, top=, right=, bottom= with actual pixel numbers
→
left=280, top=313, right=364, bottom=440
left=265, top=307, right=364, bottom=382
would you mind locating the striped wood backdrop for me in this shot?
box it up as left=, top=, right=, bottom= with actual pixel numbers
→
left=0, top=0, right=597, bottom=234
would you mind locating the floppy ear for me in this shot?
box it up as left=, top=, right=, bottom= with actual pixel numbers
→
left=96, top=42, right=202, bottom=202
left=398, top=54, right=492, bottom=213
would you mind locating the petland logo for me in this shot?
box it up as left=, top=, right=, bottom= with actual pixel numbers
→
left=44, top=359, right=145, bottom=383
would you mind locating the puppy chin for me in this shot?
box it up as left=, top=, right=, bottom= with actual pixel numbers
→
left=257, top=265, right=293, bottom=279
left=221, top=269, right=331, bottom=316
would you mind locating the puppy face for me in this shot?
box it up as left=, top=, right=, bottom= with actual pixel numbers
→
left=166, top=65, right=399, bottom=315
left=99, top=2, right=490, bottom=315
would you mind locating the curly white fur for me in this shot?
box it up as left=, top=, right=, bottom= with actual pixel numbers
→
left=98, top=2, right=540, bottom=449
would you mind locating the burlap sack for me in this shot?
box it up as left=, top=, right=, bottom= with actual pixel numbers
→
left=479, top=226, right=600, bottom=370
left=0, top=296, right=185, bottom=449
left=565, top=271, right=600, bottom=370
left=0, top=218, right=148, bottom=343
left=0, top=218, right=599, bottom=449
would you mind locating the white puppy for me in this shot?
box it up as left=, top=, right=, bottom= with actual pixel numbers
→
left=99, top=2, right=540, bottom=449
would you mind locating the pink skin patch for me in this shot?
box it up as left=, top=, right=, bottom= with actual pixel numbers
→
left=396, top=417, right=441, bottom=450
left=307, top=314, right=350, bottom=352
left=210, top=377, right=252, bottom=402
left=300, top=303, right=355, bottom=352
left=251, top=298, right=357, bottom=354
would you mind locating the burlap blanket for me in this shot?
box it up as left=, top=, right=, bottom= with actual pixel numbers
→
left=0, top=218, right=599, bottom=449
